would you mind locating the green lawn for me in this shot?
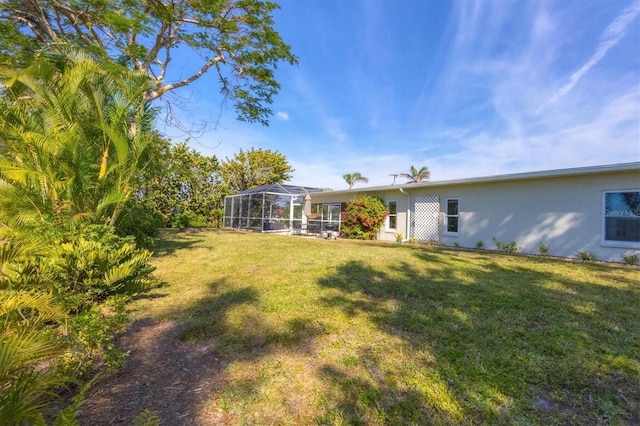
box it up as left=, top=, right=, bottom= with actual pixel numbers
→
left=133, top=229, right=639, bottom=425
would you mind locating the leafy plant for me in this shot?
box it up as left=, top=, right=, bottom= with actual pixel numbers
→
left=48, top=237, right=157, bottom=312
left=172, top=211, right=211, bottom=229
left=539, top=243, right=550, bottom=256
left=395, top=233, right=404, bottom=242
left=1, top=224, right=159, bottom=313
left=130, top=409, right=161, bottom=426
left=62, top=296, right=130, bottom=377
left=408, top=236, right=417, bottom=244
left=341, top=196, right=388, bottom=240
left=475, top=241, right=484, bottom=249
left=492, top=237, right=520, bottom=254
left=138, top=141, right=226, bottom=229
left=0, top=291, right=72, bottom=425
left=622, top=252, right=638, bottom=265
left=114, top=200, right=163, bottom=247
left=577, top=251, right=597, bottom=262
left=0, top=47, right=157, bottom=230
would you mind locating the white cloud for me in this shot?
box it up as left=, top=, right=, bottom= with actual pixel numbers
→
left=549, top=0, right=640, bottom=103
left=276, top=111, right=289, bottom=121
left=413, top=0, right=639, bottom=183
left=427, top=89, right=640, bottom=182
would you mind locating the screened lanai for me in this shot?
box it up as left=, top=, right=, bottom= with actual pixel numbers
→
left=223, top=184, right=325, bottom=233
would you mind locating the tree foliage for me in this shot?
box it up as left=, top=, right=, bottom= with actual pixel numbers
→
left=221, top=147, right=293, bottom=192
left=0, top=47, right=157, bottom=230
left=343, top=172, right=368, bottom=189
left=400, top=165, right=430, bottom=183
left=135, top=141, right=225, bottom=227
left=0, top=0, right=297, bottom=125
left=341, top=195, right=388, bottom=240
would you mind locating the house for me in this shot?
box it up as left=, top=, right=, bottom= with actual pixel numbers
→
left=224, top=162, right=640, bottom=262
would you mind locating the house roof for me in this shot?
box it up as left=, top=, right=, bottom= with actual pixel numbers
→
left=233, top=183, right=325, bottom=196
left=320, top=162, right=640, bottom=195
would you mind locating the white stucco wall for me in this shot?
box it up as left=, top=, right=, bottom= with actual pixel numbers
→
left=424, top=170, right=639, bottom=261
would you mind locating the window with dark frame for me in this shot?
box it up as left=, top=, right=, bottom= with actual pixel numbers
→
left=603, top=190, right=640, bottom=245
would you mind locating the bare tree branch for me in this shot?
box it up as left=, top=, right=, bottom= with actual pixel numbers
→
left=142, top=22, right=170, bottom=73
left=145, top=55, right=225, bottom=102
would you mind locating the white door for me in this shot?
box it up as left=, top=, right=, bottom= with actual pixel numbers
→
left=413, top=196, right=440, bottom=242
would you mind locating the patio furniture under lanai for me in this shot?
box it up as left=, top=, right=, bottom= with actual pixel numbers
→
left=223, top=184, right=325, bottom=233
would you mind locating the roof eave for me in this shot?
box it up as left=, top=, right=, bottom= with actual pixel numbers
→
left=318, top=162, right=640, bottom=195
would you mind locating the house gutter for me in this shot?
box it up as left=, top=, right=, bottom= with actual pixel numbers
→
left=399, top=187, right=410, bottom=242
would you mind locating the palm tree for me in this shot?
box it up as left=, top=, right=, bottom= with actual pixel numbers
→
left=0, top=46, right=156, bottom=230
left=400, top=166, right=430, bottom=183
left=343, top=172, right=369, bottom=189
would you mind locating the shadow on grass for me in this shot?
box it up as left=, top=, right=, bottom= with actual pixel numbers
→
left=151, top=232, right=205, bottom=257
left=316, top=252, right=640, bottom=425
left=179, top=281, right=326, bottom=358
left=318, top=364, right=432, bottom=425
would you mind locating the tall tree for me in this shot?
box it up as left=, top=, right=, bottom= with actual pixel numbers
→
left=343, top=172, right=368, bottom=189
left=221, top=147, right=293, bottom=192
left=400, top=166, right=431, bottom=183
left=0, top=0, right=297, bottom=126
left=0, top=47, right=156, bottom=230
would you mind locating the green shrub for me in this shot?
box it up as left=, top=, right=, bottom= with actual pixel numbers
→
left=475, top=241, right=484, bottom=249
left=130, top=409, right=161, bottom=426
left=62, top=296, right=130, bottom=377
left=48, top=237, right=158, bottom=312
left=341, top=196, right=388, bottom=240
left=622, top=252, right=638, bottom=265
left=539, top=243, right=550, bottom=256
left=0, top=224, right=159, bottom=423
left=115, top=200, right=163, bottom=247
left=577, top=250, right=597, bottom=262
left=172, top=210, right=211, bottom=229
left=2, top=225, right=159, bottom=312
left=492, top=237, right=520, bottom=254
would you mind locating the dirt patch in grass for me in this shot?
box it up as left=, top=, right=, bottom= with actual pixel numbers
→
left=77, top=318, right=231, bottom=425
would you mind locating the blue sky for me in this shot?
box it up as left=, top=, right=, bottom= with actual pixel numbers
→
left=162, top=0, right=640, bottom=189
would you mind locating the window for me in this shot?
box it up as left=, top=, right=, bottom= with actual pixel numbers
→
left=387, top=201, right=397, bottom=230
left=445, top=198, right=459, bottom=234
left=602, top=190, right=640, bottom=246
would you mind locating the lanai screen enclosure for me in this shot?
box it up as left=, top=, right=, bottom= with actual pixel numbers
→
left=224, top=184, right=324, bottom=232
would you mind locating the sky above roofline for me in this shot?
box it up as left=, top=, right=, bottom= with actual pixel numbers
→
left=160, top=0, right=640, bottom=190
